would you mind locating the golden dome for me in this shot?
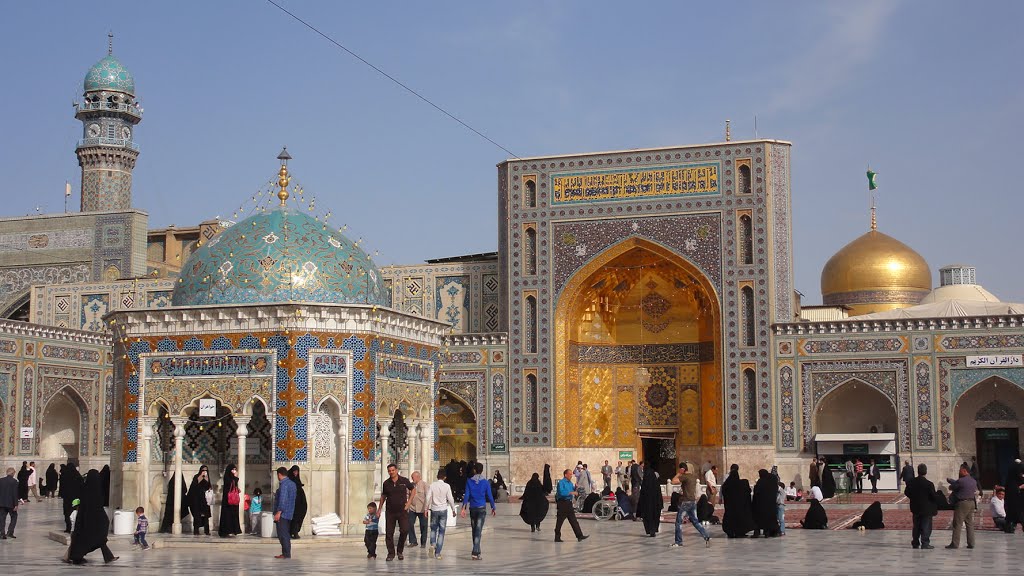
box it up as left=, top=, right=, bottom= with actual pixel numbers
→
left=821, top=229, right=931, bottom=316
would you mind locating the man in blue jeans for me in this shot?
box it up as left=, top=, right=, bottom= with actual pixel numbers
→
left=426, top=469, right=456, bottom=559
left=669, top=462, right=710, bottom=548
left=555, top=468, right=588, bottom=543
left=273, top=466, right=296, bottom=559
left=459, top=462, right=495, bottom=560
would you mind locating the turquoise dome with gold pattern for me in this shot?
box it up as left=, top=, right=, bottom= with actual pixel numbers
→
left=84, top=55, right=135, bottom=95
left=171, top=206, right=384, bottom=307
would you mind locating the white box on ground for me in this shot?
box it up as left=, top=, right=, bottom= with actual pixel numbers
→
left=112, top=509, right=134, bottom=535
left=260, top=511, right=277, bottom=538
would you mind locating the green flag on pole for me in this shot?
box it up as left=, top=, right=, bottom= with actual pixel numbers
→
left=866, top=170, right=878, bottom=191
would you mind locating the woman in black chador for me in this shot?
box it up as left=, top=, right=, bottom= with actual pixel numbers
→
left=820, top=461, right=837, bottom=499
left=638, top=465, right=663, bottom=537
left=16, top=462, right=29, bottom=502
left=45, top=464, right=59, bottom=498
left=289, top=465, right=308, bottom=538
left=850, top=501, right=884, bottom=529
left=218, top=464, right=242, bottom=537
left=800, top=499, right=829, bottom=529
left=752, top=469, right=780, bottom=538
left=160, top=473, right=189, bottom=533
left=187, top=465, right=212, bottom=535
left=60, top=463, right=83, bottom=533
left=720, top=464, right=755, bottom=538
left=519, top=472, right=549, bottom=532
left=100, top=465, right=111, bottom=507
left=67, top=470, right=117, bottom=564
left=542, top=464, right=553, bottom=495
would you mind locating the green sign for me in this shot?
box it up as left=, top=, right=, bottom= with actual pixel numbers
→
left=843, top=443, right=870, bottom=456
left=983, top=429, right=1011, bottom=441
left=618, top=450, right=633, bottom=460
left=490, top=443, right=506, bottom=452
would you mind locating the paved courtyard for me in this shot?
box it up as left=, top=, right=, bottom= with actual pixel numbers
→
left=1, top=499, right=1022, bottom=575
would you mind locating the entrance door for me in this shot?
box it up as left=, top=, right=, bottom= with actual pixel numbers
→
left=976, top=427, right=1020, bottom=488
left=641, top=436, right=676, bottom=483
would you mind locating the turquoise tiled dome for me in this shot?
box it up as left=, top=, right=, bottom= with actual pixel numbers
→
left=84, top=55, right=135, bottom=95
left=171, top=207, right=385, bottom=307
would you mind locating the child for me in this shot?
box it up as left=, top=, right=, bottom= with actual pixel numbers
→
left=134, top=506, right=150, bottom=550
left=62, top=499, right=80, bottom=563
left=362, top=502, right=379, bottom=559
left=249, top=487, right=263, bottom=535
left=776, top=482, right=787, bottom=537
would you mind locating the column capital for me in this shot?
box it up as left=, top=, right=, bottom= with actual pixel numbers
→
left=379, top=423, right=392, bottom=439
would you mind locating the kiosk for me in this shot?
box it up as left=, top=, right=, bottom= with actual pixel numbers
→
left=813, top=433, right=899, bottom=491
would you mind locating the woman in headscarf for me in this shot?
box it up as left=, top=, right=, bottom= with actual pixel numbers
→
left=16, top=462, right=29, bottom=503
left=45, top=464, right=58, bottom=499
left=800, top=498, right=829, bottom=529
left=60, top=462, right=82, bottom=532
left=720, top=464, right=755, bottom=538
left=100, top=465, right=111, bottom=507
left=519, top=472, right=549, bottom=532
left=57, top=464, right=66, bottom=497
left=288, top=465, right=307, bottom=539
left=616, top=487, right=635, bottom=520
left=820, top=461, right=837, bottom=499
left=1003, top=459, right=1023, bottom=533
left=696, top=493, right=716, bottom=524
left=218, top=464, right=242, bottom=537
left=752, top=469, right=780, bottom=538
left=159, top=472, right=189, bottom=533
left=187, top=465, right=212, bottom=535
left=809, top=458, right=821, bottom=488
left=67, top=469, right=117, bottom=564
left=638, top=465, right=663, bottom=537
left=491, top=469, right=509, bottom=502
left=850, top=501, right=884, bottom=529
left=542, top=464, right=553, bottom=495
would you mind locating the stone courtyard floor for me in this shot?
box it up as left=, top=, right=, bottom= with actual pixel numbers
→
left=2, top=498, right=1023, bottom=575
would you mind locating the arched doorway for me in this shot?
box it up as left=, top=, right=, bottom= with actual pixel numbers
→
left=555, top=238, right=722, bottom=478
left=39, top=391, right=84, bottom=460
left=436, top=391, right=477, bottom=462
left=953, top=377, right=1024, bottom=488
left=814, top=380, right=898, bottom=435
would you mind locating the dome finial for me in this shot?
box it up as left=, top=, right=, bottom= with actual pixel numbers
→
left=870, top=203, right=876, bottom=231
left=108, top=31, right=113, bottom=55
left=276, top=147, right=292, bottom=206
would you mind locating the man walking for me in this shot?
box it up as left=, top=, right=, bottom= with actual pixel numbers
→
left=601, top=460, right=613, bottom=493
left=272, top=467, right=295, bottom=559
left=900, top=460, right=915, bottom=491
left=426, top=469, right=455, bottom=559
left=669, top=463, right=711, bottom=548
left=946, top=465, right=979, bottom=549
left=868, top=459, right=879, bottom=494
left=577, top=464, right=593, bottom=496
left=615, top=461, right=624, bottom=491
left=854, top=458, right=864, bottom=493
left=0, top=468, right=19, bottom=539
left=630, top=460, right=642, bottom=495
left=905, top=463, right=939, bottom=549
left=460, top=462, right=495, bottom=560
left=554, top=469, right=588, bottom=543
left=27, top=463, right=41, bottom=503
left=844, top=458, right=855, bottom=494
left=406, top=471, right=428, bottom=548
left=379, top=463, right=415, bottom=561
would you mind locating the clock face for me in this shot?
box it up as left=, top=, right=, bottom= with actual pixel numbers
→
left=87, top=124, right=100, bottom=138
left=121, top=126, right=132, bottom=140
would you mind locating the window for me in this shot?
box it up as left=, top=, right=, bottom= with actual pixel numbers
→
left=524, top=179, right=537, bottom=208
left=739, top=214, right=753, bottom=265
left=526, top=373, right=538, bottom=432
left=738, top=163, right=751, bottom=194
left=106, top=123, right=117, bottom=139
left=743, top=368, right=758, bottom=429
left=524, top=227, right=537, bottom=275
left=741, top=285, right=755, bottom=346
left=524, top=295, right=538, bottom=353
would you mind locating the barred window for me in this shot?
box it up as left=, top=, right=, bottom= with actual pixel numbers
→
left=743, top=368, right=758, bottom=430
left=739, top=214, right=753, bottom=265
left=525, top=295, right=538, bottom=353
left=741, top=286, right=755, bottom=346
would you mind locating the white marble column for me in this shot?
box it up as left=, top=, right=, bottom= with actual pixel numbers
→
left=378, top=421, right=391, bottom=491
left=138, top=416, right=154, bottom=512
left=408, top=420, right=418, bottom=476
left=235, top=416, right=251, bottom=531
left=172, top=419, right=186, bottom=535
left=418, top=422, right=431, bottom=480
left=336, top=415, right=348, bottom=522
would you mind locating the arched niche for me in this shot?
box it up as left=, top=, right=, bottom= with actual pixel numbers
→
left=814, top=379, right=897, bottom=435
left=952, top=376, right=1024, bottom=488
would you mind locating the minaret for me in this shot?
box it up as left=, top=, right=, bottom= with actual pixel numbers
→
left=75, top=34, right=142, bottom=212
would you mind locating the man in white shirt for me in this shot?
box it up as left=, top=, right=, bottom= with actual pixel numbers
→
left=425, top=469, right=456, bottom=559
left=615, top=462, right=624, bottom=491
left=991, top=487, right=1007, bottom=531
left=704, top=465, right=718, bottom=502
left=27, top=463, right=42, bottom=503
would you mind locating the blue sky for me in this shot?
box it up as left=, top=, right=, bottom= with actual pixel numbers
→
left=3, top=0, right=1022, bottom=303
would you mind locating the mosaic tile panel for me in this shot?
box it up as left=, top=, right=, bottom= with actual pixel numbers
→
left=41, top=345, right=101, bottom=363
left=800, top=337, right=906, bottom=355
left=940, top=334, right=1024, bottom=350
left=914, top=361, right=934, bottom=448
left=571, top=342, right=714, bottom=364
left=21, top=366, right=34, bottom=454
left=976, top=400, right=1017, bottom=421
left=778, top=363, right=796, bottom=449
left=770, top=144, right=793, bottom=323
left=80, top=294, right=110, bottom=332
left=490, top=372, right=506, bottom=451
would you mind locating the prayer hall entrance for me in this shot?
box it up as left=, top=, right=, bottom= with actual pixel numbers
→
left=555, top=238, right=723, bottom=456
left=953, top=376, right=1024, bottom=489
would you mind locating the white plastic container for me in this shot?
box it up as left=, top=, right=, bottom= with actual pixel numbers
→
left=446, top=505, right=458, bottom=528
left=260, top=511, right=277, bottom=538
left=112, top=509, right=135, bottom=535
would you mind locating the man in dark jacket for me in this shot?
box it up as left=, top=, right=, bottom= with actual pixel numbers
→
left=900, top=461, right=915, bottom=491
left=0, top=468, right=19, bottom=539
left=905, top=463, right=939, bottom=549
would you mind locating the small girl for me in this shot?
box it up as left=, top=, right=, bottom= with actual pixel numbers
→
left=249, top=487, right=263, bottom=535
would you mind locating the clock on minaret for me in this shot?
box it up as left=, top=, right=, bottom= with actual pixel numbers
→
left=121, top=126, right=131, bottom=140
left=87, top=123, right=100, bottom=138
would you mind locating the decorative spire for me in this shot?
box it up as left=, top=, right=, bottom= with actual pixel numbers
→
left=108, top=31, right=114, bottom=55
left=725, top=119, right=731, bottom=142
left=276, top=147, right=292, bottom=206
left=870, top=203, right=877, bottom=231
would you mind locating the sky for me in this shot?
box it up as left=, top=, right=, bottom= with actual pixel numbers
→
left=3, top=0, right=1022, bottom=304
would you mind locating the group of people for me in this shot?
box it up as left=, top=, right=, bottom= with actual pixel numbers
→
left=12, top=462, right=61, bottom=503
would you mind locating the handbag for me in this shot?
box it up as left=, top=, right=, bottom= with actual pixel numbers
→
left=227, top=487, right=240, bottom=506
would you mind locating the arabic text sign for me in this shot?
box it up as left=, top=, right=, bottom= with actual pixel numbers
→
left=551, top=163, right=719, bottom=204
left=966, top=355, right=1023, bottom=368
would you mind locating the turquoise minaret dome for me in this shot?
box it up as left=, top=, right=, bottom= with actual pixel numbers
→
left=172, top=150, right=386, bottom=307
left=83, top=54, right=135, bottom=95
